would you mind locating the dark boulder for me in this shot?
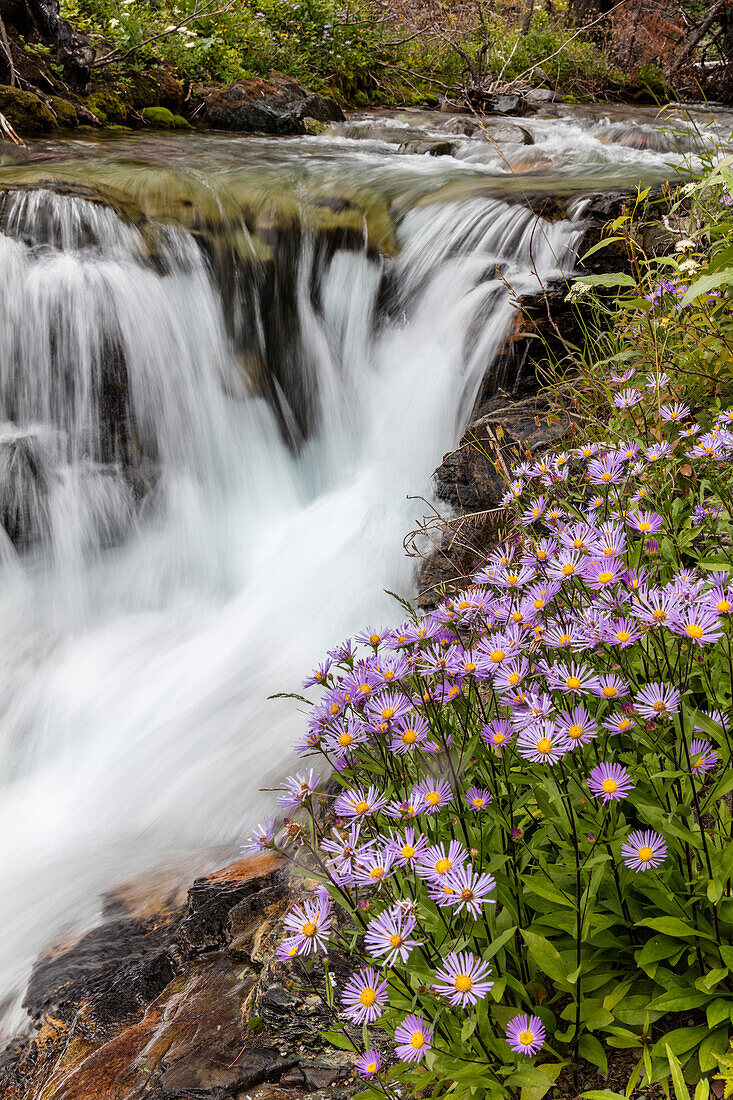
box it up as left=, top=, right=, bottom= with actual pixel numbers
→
left=193, top=74, right=344, bottom=134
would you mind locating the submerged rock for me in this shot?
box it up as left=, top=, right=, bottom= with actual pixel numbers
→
left=192, top=74, right=344, bottom=134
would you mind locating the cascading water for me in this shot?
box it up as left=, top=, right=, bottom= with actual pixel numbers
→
left=0, top=104, right=728, bottom=1031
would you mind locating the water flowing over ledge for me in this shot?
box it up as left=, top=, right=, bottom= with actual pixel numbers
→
left=0, top=105, right=730, bottom=1031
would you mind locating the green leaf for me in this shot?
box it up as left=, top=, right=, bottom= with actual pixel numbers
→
left=579, top=1034, right=609, bottom=1076
left=520, top=1062, right=564, bottom=1100
left=638, top=916, right=713, bottom=941
left=694, top=1080, right=710, bottom=1100
left=575, top=272, right=638, bottom=288
left=698, top=1027, right=730, bottom=1073
left=520, top=929, right=571, bottom=989
left=666, top=1043, right=690, bottom=1100
left=579, top=236, right=625, bottom=261
left=582, top=1093, right=627, bottom=1100
left=321, top=1029, right=356, bottom=1051
left=483, top=925, right=518, bottom=961
left=679, top=270, right=733, bottom=307
left=648, top=990, right=710, bottom=1012
left=706, top=998, right=732, bottom=1029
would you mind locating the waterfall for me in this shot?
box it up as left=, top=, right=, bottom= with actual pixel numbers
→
left=0, top=174, right=583, bottom=1028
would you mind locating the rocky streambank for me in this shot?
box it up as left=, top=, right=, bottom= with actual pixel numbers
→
left=0, top=855, right=358, bottom=1100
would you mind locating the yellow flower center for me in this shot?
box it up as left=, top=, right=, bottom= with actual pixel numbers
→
left=601, top=778, right=618, bottom=794
left=454, top=974, right=473, bottom=993
left=536, top=737, right=553, bottom=754
left=410, top=1032, right=425, bottom=1050
left=507, top=574, right=519, bottom=586
left=339, top=732, right=353, bottom=746
left=381, top=705, right=396, bottom=719
left=638, top=521, right=651, bottom=531
left=566, top=676, right=581, bottom=690
left=426, top=791, right=440, bottom=806
left=693, top=757, right=703, bottom=769
left=568, top=724, right=583, bottom=740
left=472, top=797, right=485, bottom=808
left=512, top=611, right=524, bottom=622
left=460, top=888, right=473, bottom=901
left=717, top=600, right=731, bottom=613
left=435, top=858, right=452, bottom=874
left=389, top=933, right=403, bottom=948
left=359, top=987, right=377, bottom=1006
left=302, top=921, right=316, bottom=936
left=366, top=1061, right=377, bottom=1073
left=685, top=624, right=703, bottom=640
left=508, top=672, right=520, bottom=686
left=559, top=634, right=572, bottom=645
left=358, top=684, right=371, bottom=695
left=330, top=703, right=340, bottom=715
left=616, top=631, right=630, bottom=643
left=652, top=609, right=667, bottom=622
left=572, top=538, right=584, bottom=549
left=534, top=599, right=545, bottom=609
left=354, top=800, right=370, bottom=814
left=652, top=700, right=667, bottom=713
left=618, top=719, right=632, bottom=731
left=637, top=845, right=654, bottom=861
left=598, top=571, right=614, bottom=583
left=537, top=550, right=547, bottom=560
left=402, top=845, right=415, bottom=858
left=490, top=649, right=505, bottom=663
left=562, top=563, right=575, bottom=576
left=494, top=732, right=506, bottom=745
left=464, top=661, right=476, bottom=673
left=369, top=634, right=380, bottom=644
left=519, top=1029, right=535, bottom=1046
left=401, top=729, right=418, bottom=744
left=603, top=685, right=618, bottom=697
left=601, top=472, right=612, bottom=482
left=370, top=866, right=385, bottom=879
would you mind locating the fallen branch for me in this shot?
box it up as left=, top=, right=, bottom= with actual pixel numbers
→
left=0, top=110, right=24, bottom=145
left=670, top=0, right=725, bottom=72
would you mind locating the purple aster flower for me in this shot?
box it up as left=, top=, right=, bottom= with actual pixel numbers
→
left=431, top=863, right=496, bottom=916
left=322, top=823, right=368, bottom=876
left=592, top=673, right=630, bottom=701
left=559, top=521, right=595, bottom=553
left=326, top=718, right=369, bottom=755
left=389, top=713, right=430, bottom=755
left=242, top=817, right=277, bottom=853
left=355, top=627, right=390, bottom=649
left=506, top=1013, right=546, bottom=1056
left=328, top=638, right=355, bottom=664
left=589, top=762, right=634, bottom=802
left=602, top=617, right=642, bottom=648
left=416, top=839, right=468, bottom=882
left=689, top=738, right=718, bottom=775
left=556, top=706, right=598, bottom=745
left=613, top=388, right=642, bottom=409
left=522, top=497, right=547, bottom=525
left=495, top=565, right=537, bottom=589
left=610, top=368, right=635, bottom=384
left=282, top=895, right=332, bottom=955
left=355, top=1050, right=382, bottom=1078
left=628, top=510, right=663, bottom=535
left=383, top=793, right=426, bottom=820
left=365, top=690, right=412, bottom=729
left=433, top=951, right=493, bottom=1006
left=603, top=712, right=636, bottom=736
left=621, top=828, right=667, bottom=871
left=631, top=587, right=673, bottom=626
left=365, top=907, right=422, bottom=965
left=387, top=827, right=428, bottom=867
left=334, top=785, right=388, bottom=819
left=341, top=967, right=388, bottom=1024
left=353, top=848, right=396, bottom=889
left=482, top=719, right=514, bottom=748
left=278, top=769, right=320, bottom=808
left=660, top=401, right=690, bottom=422
left=547, top=550, right=585, bottom=581
left=465, top=786, right=492, bottom=811
left=692, top=502, right=723, bottom=525
left=394, top=1013, right=433, bottom=1063
left=516, top=721, right=571, bottom=764
left=635, top=682, right=680, bottom=720
left=668, top=605, right=724, bottom=645
left=303, top=660, right=332, bottom=688
left=583, top=558, right=625, bottom=590
left=494, top=657, right=532, bottom=694
left=413, top=777, right=452, bottom=813
left=545, top=660, right=600, bottom=695
left=646, top=441, right=673, bottom=462
left=590, top=526, right=627, bottom=559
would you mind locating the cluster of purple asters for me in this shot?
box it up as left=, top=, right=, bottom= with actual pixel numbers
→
left=245, top=385, right=732, bottom=1078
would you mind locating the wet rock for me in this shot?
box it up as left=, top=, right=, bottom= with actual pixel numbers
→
left=86, top=89, right=128, bottom=126
left=0, top=430, right=50, bottom=547
left=485, top=93, right=526, bottom=116
left=525, top=87, right=561, bottom=105
left=481, top=122, right=533, bottom=145
left=193, top=74, right=343, bottom=134
left=141, top=105, right=191, bottom=129
left=128, top=67, right=185, bottom=112
left=398, top=138, right=456, bottom=156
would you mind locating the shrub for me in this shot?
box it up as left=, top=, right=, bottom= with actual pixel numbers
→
left=247, top=161, right=733, bottom=1099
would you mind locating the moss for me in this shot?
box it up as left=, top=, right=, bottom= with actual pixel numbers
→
left=142, top=106, right=178, bottom=129
left=50, top=97, right=78, bottom=129
left=0, top=85, right=56, bottom=134
left=171, top=114, right=192, bottom=129
left=86, top=90, right=128, bottom=126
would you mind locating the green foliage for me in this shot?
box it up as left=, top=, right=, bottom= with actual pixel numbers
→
left=141, top=105, right=190, bottom=128
left=86, top=88, right=128, bottom=124
left=254, top=157, right=733, bottom=1100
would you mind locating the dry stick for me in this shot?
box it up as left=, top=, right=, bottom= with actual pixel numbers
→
left=0, top=14, right=17, bottom=87
left=0, top=110, right=23, bottom=145
left=93, top=0, right=238, bottom=67
left=670, top=0, right=725, bottom=72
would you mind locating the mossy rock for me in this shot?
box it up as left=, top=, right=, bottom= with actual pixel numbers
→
left=303, top=118, right=326, bottom=136
left=142, top=106, right=187, bottom=130
left=50, top=97, right=78, bottom=129
left=86, top=90, right=128, bottom=126
left=0, top=85, right=56, bottom=134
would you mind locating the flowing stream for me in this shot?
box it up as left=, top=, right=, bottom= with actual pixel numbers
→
left=0, top=102, right=730, bottom=1030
